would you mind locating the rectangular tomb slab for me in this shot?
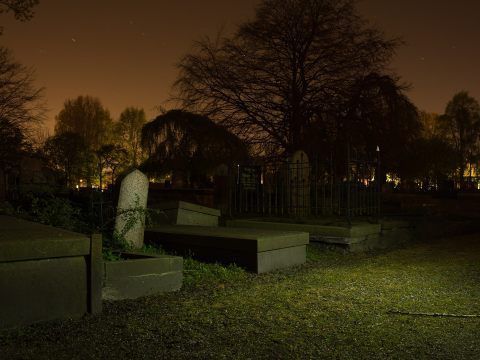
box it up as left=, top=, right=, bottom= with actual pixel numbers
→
left=0, top=216, right=90, bottom=262
left=145, top=225, right=308, bottom=273
left=103, top=252, right=183, bottom=300
left=226, top=219, right=380, bottom=238
left=150, top=201, right=221, bottom=227
left=0, top=216, right=102, bottom=329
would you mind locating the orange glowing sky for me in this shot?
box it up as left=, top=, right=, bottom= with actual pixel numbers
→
left=2, top=0, right=479, bottom=132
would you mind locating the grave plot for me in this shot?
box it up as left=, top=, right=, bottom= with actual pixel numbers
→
left=104, top=169, right=183, bottom=300
left=0, top=216, right=102, bottom=329
left=145, top=225, right=308, bottom=274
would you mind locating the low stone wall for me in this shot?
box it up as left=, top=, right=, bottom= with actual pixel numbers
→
left=103, top=252, right=183, bottom=300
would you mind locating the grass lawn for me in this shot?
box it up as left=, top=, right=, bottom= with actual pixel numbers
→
left=1, top=234, right=479, bottom=359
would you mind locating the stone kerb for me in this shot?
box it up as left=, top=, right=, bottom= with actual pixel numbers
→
left=114, top=169, right=149, bottom=249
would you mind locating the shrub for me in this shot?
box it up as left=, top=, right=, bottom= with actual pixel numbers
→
left=0, top=201, right=14, bottom=215
left=29, top=194, right=85, bottom=232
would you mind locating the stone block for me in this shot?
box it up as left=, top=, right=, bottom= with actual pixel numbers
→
left=257, top=245, right=306, bottom=273
left=0, top=257, right=87, bottom=328
left=103, top=252, right=183, bottom=300
left=0, top=216, right=102, bottom=329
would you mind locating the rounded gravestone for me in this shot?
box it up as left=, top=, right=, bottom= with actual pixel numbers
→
left=114, top=169, right=149, bottom=249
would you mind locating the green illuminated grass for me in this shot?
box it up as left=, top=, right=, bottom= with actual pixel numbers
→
left=1, top=235, right=479, bottom=359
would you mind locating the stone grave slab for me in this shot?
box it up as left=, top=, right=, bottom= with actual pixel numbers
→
left=145, top=225, right=308, bottom=273
left=226, top=219, right=380, bottom=237
left=150, top=200, right=220, bottom=227
left=226, top=219, right=382, bottom=252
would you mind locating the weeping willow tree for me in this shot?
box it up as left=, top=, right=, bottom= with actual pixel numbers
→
left=141, top=110, right=249, bottom=186
left=438, top=92, right=480, bottom=185
left=340, top=73, right=421, bottom=177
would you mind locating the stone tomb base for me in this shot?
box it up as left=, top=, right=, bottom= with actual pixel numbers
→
left=0, top=216, right=102, bottom=329
left=227, top=219, right=412, bottom=252
left=150, top=201, right=220, bottom=227
left=103, top=252, right=183, bottom=300
left=145, top=225, right=308, bottom=274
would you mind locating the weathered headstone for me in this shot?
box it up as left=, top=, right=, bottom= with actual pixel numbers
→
left=289, top=150, right=310, bottom=216
left=114, top=169, right=149, bottom=249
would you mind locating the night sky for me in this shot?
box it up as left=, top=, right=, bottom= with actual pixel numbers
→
left=2, top=0, right=479, bottom=132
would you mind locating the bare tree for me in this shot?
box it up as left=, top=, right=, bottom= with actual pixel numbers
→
left=0, top=47, right=44, bottom=198
left=55, top=95, right=113, bottom=186
left=55, top=95, right=112, bottom=152
left=175, top=0, right=398, bottom=156
left=0, top=0, right=39, bottom=34
left=0, top=47, right=44, bottom=134
left=114, top=107, right=147, bottom=167
left=95, top=144, right=128, bottom=189
left=0, top=0, right=42, bottom=198
left=43, top=132, right=88, bottom=187
left=0, top=0, right=38, bottom=19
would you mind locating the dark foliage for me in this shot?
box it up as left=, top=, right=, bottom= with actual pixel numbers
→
left=341, top=73, right=421, bottom=177
left=141, top=110, right=248, bottom=186
left=438, top=91, right=480, bottom=184
left=43, top=132, right=88, bottom=187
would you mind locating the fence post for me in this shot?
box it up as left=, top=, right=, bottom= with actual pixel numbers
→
left=346, top=143, right=351, bottom=227
left=376, top=145, right=381, bottom=223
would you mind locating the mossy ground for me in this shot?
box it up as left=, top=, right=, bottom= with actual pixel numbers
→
left=1, top=234, right=479, bottom=359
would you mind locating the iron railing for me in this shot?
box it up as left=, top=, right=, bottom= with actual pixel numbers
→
left=228, top=153, right=380, bottom=222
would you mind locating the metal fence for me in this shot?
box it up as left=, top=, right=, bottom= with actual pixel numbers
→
left=88, top=189, right=115, bottom=232
left=228, top=152, right=380, bottom=222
